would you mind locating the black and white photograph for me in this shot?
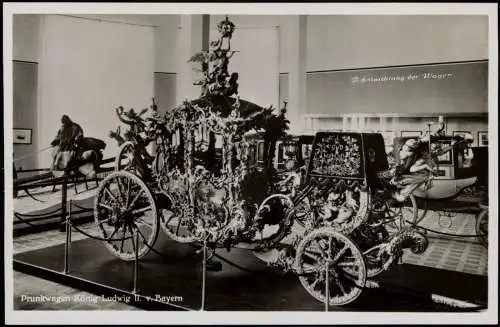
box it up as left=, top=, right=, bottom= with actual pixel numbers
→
left=3, top=2, right=498, bottom=325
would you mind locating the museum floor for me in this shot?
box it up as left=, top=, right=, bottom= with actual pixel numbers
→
left=12, top=208, right=488, bottom=310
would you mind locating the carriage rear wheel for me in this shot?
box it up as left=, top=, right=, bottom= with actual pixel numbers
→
left=476, top=208, right=488, bottom=248
left=295, top=227, right=367, bottom=306
left=115, top=141, right=136, bottom=172
left=94, top=171, right=159, bottom=261
left=158, top=191, right=197, bottom=243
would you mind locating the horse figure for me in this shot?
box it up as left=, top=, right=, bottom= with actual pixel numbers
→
left=51, top=137, right=106, bottom=179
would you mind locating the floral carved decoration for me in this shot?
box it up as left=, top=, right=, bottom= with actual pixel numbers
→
left=311, top=134, right=362, bottom=177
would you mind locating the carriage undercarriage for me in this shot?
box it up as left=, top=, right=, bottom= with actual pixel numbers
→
left=94, top=163, right=428, bottom=306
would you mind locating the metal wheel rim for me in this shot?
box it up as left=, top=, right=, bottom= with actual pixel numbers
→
left=295, top=227, right=367, bottom=306
left=94, top=171, right=159, bottom=261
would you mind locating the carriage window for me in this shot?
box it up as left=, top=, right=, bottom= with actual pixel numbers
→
left=192, top=127, right=224, bottom=174
left=277, top=142, right=285, bottom=169
left=166, top=128, right=185, bottom=172
left=457, top=147, right=474, bottom=168
left=302, top=144, right=312, bottom=162
left=247, top=143, right=257, bottom=166
left=257, top=141, right=265, bottom=163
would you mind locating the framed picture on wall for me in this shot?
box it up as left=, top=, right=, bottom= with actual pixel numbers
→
left=401, top=131, right=422, bottom=137
left=13, top=128, right=32, bottom=144
left=478, top=131, right=488, bottom=147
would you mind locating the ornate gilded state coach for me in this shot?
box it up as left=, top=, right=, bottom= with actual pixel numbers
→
left=94, top=17, right=429, bottom=306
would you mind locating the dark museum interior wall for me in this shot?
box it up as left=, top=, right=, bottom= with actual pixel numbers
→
left=12, top=14, right=490, bottom=169
left=13, top=61, right=38, bottom=172
left=13, top=14, right=40, bottom=173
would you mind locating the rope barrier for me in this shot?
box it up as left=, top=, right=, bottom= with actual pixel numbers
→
left=68, top=220, right=134, bottom=242
left=14, top=206, right=62, bottom=217
left=71, top=202, right=92, bottom=211
left=13, top=213, right=41, bottom=228
left=406, top=220, right=485, bottom=238
left=134, top=227, right=199, bottom=261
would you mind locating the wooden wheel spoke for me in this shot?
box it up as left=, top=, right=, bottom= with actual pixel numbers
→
left=115, top=177, right=123, bottom=203
left=97, top=203, right=114, bottom=210
left=336, top=261, right=358, bottom=268
left=309, top=277, right=321, bottom=290
left=303, top=249, right=321, bottom=261
left=175, top=219, right=182, bottom=235
left=135, top=228, right=151, bottom=251
left=116, top=177, right=128, bottom=208
left=125, top=178, right=131, bottom=207
left=333, top=276, right=347, bottom=295
left=104, top=186, right=120, bottom=207
left=327, top=236, right=333, bottom=260
left=302, top=263, right=319, bottom=275
left=98, top=217, right=112, bottom=224
left=339, top=269, right=361, bottom=284
left=333, top=244, right=350, bottom=264
left=314, top=239, right=328, bottom=256
left=104, top=225, right=120, bottom=241
left=128, top=189, right=145, bottom=210
left=136, top=217, right=154, bottom=230
left=130, top=205, right=153, bottom=216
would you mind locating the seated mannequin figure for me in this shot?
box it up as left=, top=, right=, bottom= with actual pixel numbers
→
left=50, top=115, right=84, bottom=172
left=390, top=138, right=435, bottom=202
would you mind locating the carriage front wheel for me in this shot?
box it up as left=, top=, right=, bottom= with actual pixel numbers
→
left=295, top=227, right=367, bottom=306
left=94, top=171, right=159, bottom=261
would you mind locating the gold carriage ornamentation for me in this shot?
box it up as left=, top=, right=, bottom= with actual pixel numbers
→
left=95, top=17, right=430, bottom=307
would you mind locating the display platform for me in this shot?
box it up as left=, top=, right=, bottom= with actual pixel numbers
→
left=13, top=230, right=487, bottom=311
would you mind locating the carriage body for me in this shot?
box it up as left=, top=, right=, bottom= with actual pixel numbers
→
left=289, top=131, right=428, bottom=305
left=393, top=136, right=478, bottom=199
left=306, top=132, right=388, bottom=187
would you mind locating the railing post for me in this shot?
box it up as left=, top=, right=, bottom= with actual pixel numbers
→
left=63, top=199, right=72, bottom=274
left=201, top=238, right=207, bottom=311
left=325, top=261, right=330, bottom=312
left=132, top=225, right=139, bottom=294
left=60, top=174, right=68, bottom=232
